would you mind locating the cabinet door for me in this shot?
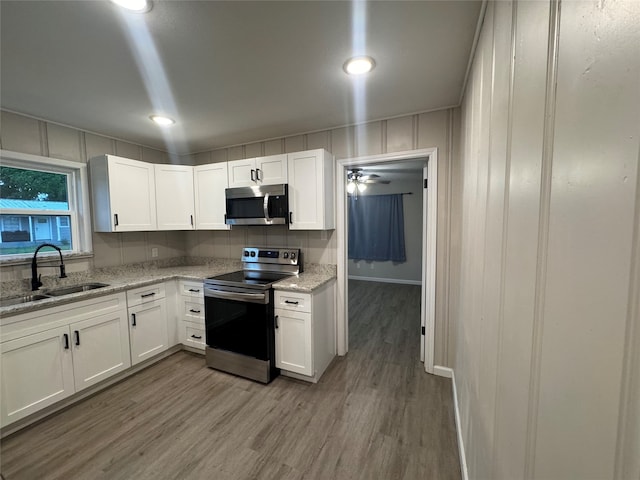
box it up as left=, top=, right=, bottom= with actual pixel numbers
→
left=274, top=309, right=313, bottom=376
left=228, top=159, right=257, bottom=187
left=287, top=150, right=335, bottom=230
left=0, top=326, right=74, bottom=427
left=109, top=156, right=157, bottom=231
left=155, top=164, right=195, bottom=230
left=255, top=154, right=287, bottom=185
left=70, top=309, right=131, bottom=392
left=129, top=299, right=168, bottom=366
left=194, top=163, right=230, bottom=230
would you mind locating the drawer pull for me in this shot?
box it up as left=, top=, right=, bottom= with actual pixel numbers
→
left=189, top=309, right=201, bottom=314
left=191, top=335, right=202, bottom=340
left=284, top=300, right=299, bottom=305
left=141, top=292, right=156, bottom=298
left=188, top=288, right=200, bottom=293
left=275, top=315, right=279, bottom=329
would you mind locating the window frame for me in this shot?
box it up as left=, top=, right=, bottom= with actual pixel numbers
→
left=0, top=149, right=93, bottom=263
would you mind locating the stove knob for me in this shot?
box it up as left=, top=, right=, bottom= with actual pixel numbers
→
left=290, top=252, right=296, bottom=260
left=283, top=252, right=289, bottom=259
left=250, top=251, right=256, bottom=257
left=243, top=250, right=250, bottom=257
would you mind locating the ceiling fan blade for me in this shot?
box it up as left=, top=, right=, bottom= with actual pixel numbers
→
left=364, top=179, right=390, bottom=184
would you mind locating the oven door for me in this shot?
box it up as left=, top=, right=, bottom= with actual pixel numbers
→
left=204, top=287, right=273, bottom=361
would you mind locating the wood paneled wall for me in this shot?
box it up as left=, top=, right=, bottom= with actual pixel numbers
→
left=456, top=1, right=640, bottom=478
left=0, top=110, right=186, bottom=280
left=180, top=109, right=458, bottom=368
left=0, top=108, right=459, bottom=368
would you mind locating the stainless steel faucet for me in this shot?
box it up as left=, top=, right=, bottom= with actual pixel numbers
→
left=31, top=243, right=67, bottom=291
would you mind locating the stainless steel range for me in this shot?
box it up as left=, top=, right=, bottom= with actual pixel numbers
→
left=204, top=247, right=301, bottom=383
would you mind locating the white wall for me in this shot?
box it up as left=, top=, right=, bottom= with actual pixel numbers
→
left=347, top=177, right=424, bottom=283
left=455, top=1, right=640, bottom=478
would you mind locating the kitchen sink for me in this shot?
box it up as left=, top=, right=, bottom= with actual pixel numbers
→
left=45, top=283, right=110, bottom=296
left=0, top=294, right=52, bottom=308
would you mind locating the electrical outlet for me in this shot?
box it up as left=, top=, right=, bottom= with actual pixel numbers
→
left=151, top=247, right=158, bottom=258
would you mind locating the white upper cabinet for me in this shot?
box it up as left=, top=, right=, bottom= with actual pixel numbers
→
left=287, top=149, right=335, bottom=230
left=154, top=164, right=195, bottom=230
left=255, top=154, right=288, bottom=185
left=228, top=154, right=287, bottom=187
left=89, top=155, right=157, bottom=232
left=194, top=163, right=229, bottom=230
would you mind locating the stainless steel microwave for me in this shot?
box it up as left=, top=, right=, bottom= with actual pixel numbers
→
left=225, top=184, right=289, bottom=226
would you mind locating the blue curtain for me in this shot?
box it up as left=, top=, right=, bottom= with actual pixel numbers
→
left=348, top=194, right=406, bottom=262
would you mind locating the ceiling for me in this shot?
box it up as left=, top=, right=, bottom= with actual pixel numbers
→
left=0, top=1, right=482, bottom=156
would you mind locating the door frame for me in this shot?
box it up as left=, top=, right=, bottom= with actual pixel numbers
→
left=335, top=147, right=438, bottom=374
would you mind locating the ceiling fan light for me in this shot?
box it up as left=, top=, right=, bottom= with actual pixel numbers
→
left=347, top=181, right=356, bottom=194
left=357, top=183, right=367, bottom=192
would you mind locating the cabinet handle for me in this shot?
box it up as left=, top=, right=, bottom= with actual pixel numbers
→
left=256, top=168, right=262, bottom=181
left=251, top=169, right=256, bottom=181
left=190, top=335, right=202, bottom=340
left=63, top=333, right=69, bottom=350
left=141, top=292, right=156, bottom=298
left=275, top=315, right=279, bottom=329
left=188, top=289, right=200, bottom=293
left=289, top=212, right=293, bottom=224
left=74, top=330, right=80, bottom=346
left=284, top=300, right=299, bottom=305
left=132, top=313, right=137, bottom=326
left=190, top=214, right=194, bottom=226
left=114, top=214, right=119, bottom=227
left=189, top=309, right=201, bottom=314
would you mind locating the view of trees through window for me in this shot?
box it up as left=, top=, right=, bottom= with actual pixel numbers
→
left=0, top=166, right=72, bottom=256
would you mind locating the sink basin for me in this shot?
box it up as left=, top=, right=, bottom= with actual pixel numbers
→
left=0, top=294, right=51, bottom=307
left=46, top=283, right=110, bottom=297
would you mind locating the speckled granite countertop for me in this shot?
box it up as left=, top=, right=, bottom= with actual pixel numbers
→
left=0, top=258, right=337, bottom=318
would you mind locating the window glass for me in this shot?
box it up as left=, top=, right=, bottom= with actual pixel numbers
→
left=0, top=166, right=74, bottom=257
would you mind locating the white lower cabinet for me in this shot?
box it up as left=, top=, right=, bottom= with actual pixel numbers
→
left=127, top=284, right=169, bottom=365
left=274, top=280, right=336, bottom=383
left=70, top=310, right=131, bottom=391
left=178, top=280, right=205, bottom=351
left=0, top=293, right=130, bottom=428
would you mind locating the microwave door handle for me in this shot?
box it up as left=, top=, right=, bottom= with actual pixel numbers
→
left=263, top=193, right=271, bottom=222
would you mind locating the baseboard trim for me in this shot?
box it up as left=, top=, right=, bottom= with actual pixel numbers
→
left=450, top=369, right=469, bottom=480
left=347, top=275, right=422, bottom=286
left=433, top=365, right=453, bottom=378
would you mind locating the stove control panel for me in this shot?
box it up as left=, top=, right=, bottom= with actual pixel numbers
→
left=242, top=247, right=301, bottom=266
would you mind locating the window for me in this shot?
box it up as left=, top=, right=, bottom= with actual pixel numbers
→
left=0, top=150, right=92, bottom=260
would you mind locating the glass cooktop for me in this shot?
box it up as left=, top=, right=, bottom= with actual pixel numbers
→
left=206, top=270, right=292, bottom=288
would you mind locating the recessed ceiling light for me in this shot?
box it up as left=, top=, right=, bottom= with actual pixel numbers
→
left=343, top=56, right=376, bottom=75
left=150, top=115, right=175, bottom=126
left=110, top=0, right=152, bottom=13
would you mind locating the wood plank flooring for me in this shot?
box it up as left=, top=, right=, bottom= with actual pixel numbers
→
left=0, top=280, right=460, bottom=480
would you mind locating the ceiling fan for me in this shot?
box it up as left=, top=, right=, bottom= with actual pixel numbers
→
left=346, top=169, right=390, bottom=194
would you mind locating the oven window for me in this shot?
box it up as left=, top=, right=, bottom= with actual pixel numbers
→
left=205, top=296, right=270, bottom=360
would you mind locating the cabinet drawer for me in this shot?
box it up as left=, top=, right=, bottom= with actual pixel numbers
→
left=182, top=299, right=204, bottom=323
left=182, top=323, right=205, bottom=351
left=275, top=291, right=311, bottom=313
left=126, top=283, right=166, bottom=307
left=181, top=281, right=204, bottom=299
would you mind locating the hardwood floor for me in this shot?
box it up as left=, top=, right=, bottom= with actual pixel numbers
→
left=0, top=280, right=460, bottom=480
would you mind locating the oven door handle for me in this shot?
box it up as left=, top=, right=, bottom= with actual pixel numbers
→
left=263, top=193, right=271, bottom=223
left=205, top=288, right=269, bottom=304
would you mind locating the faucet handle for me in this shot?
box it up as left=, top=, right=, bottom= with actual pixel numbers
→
left=60, top=264, right=67, bottom=278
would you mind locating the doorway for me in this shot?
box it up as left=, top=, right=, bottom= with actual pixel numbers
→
left=335, top=148, right=438, bottom=374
